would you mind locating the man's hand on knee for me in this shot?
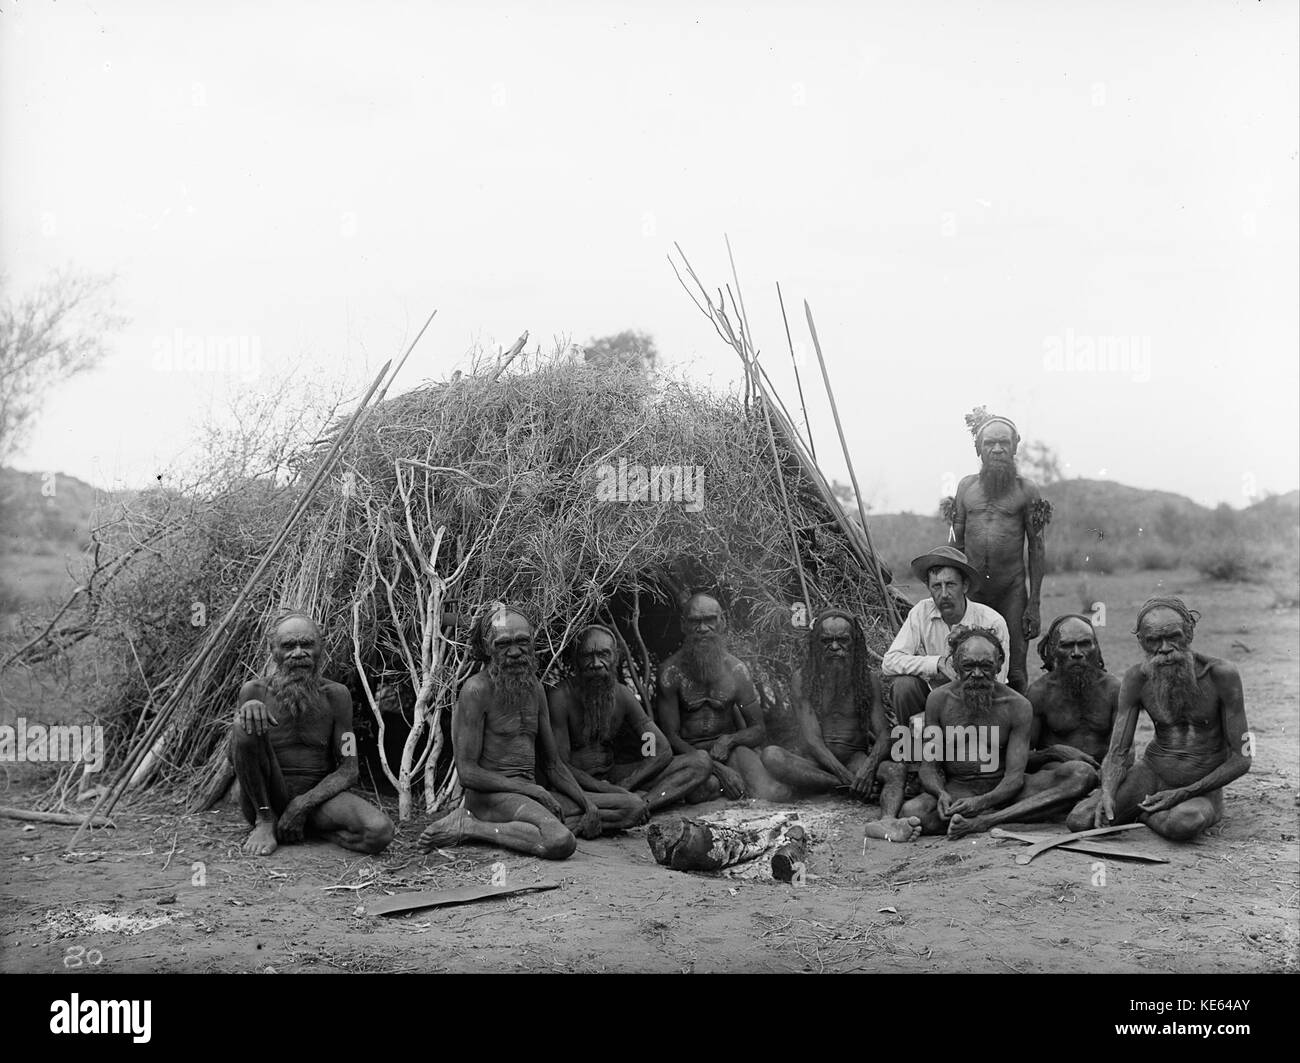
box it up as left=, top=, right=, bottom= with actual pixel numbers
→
left=236, top=699, right=278, bottom=737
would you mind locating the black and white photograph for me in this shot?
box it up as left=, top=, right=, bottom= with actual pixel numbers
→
left=1, top=0, right=1295, bottom=1009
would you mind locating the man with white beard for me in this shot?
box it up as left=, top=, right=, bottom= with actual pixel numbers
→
left=231, top=613, right=394, bottom=856
left=1067, top=597, right=1251, bottom=840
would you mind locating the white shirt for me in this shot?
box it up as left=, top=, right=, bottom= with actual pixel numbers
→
left=881, top=598, right=1011, bottom=684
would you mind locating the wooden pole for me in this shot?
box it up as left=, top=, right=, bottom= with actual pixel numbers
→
left=804, top=301, right=900, bottom=629
left=776, top=282, right=816, bottom=461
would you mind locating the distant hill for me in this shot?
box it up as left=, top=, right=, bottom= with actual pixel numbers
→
left=867, top=477, right=1298, bottom=578
left=0, top=467, right=117, bottom=555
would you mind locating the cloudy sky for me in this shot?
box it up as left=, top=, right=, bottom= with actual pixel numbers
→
left=3, top=0, right=1296, bottom=513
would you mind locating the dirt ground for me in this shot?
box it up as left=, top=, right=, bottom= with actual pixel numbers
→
left=2, top=569, right=1297, bottom=974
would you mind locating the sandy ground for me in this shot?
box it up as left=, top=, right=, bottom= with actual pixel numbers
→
left=2, top=569, right=1297, bottom=973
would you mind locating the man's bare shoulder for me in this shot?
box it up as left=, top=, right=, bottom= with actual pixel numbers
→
left=322, top=679, right=351, bottom=703
left=658, top=652, right=684, bottom=681
left=1197, top=653, right=1238, bottom=686
left=459, top=672, right=492, bottom=702
left=725, top=655, right=752, bottom=681
left=546, top=677, right=578, bottom=706
left=615, top=684, right=648, bottom=717
left=1025, top=674, right=1052, bottom=707
left=995, top=685, right=1033, bottom=722
left=955, top=474, right=979, bottom=498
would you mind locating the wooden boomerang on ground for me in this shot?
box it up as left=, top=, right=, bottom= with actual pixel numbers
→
left=997, top=822, right=1149, bottom=864
left=989, top=827, right=1168, bottom=863
left=367, top=881, right=560, bottom=917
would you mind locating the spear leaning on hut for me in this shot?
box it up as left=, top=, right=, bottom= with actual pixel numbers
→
left=803, top=301, right=901, bottom=630
left=66, top=355, right=399, bottom=851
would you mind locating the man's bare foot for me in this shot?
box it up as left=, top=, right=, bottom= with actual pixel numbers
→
left=863, top=816, right=922, bottom=843
left=242, top=820, right=278, bottom=856
left=947, top=812, right=987, bottom=839
left=418, top=807, right=471, bottom=852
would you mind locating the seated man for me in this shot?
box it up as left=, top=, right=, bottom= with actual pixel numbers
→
left=899, top=626, right=1097, bottom=838
left=657, top=593, right=791, bottom=802
left=882, top=547, right=1011, bottom=722
left=418, top=605, right=601, bottom=859
left=761, top=608, right=919, bottom=841
left=231, top=612, right=394, bottom=857
left=547, top=624, right=712, bottom=818
left=1026, top=614, right=1119, bottom=769
left=1068, top=597, right=1250, bottom=840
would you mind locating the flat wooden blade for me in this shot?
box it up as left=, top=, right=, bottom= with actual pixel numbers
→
left=366, top=880, right=560, bottom=917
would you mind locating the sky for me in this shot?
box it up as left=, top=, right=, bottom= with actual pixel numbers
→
left=3, top=0, right=1297, bottom=514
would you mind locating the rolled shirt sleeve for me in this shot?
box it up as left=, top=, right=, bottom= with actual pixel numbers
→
left=881, top=602, right=940, bottom=678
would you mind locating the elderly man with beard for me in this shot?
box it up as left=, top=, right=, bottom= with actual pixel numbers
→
left=1026, top=614, right=1119, bottom=769
left=950, top=410, right=1050, bottom=694
left=418, top=606, right=601, bottom=859
left=657, top=593, right=791, bottom=802
left=547, top=625, right=712, bottom=819
left=1066, top=597, right=1250, bottom=840
left=231, top=613, right=394, bottom=857
left=883, top=547, right=1011, bottom=723
left=899, top=626, right=1097, bottom=838
left=761, top=609, right=920, bottom=841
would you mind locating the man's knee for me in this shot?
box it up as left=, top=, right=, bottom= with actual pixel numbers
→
left=1065, top=797, right=1095, bottom=833
left=540, top=826, right=577, bottom=860
left=1057, top=760, right=1098, bottom=795
left=1150, top=802, right=1213, bottom=842
left=360, top=812, right=395, bottom=853
left=877, top=759, right=905, bottom=784
left=229, top=725, right=264, bottom=758
left=760, top=745, right=789, bottom=771
left=684, top=749, right=713, bottom=780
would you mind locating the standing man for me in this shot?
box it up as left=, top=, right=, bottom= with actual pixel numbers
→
left=883, top=546, right=1011, bottom=723
left=950, top=408, right=1051, bottom=693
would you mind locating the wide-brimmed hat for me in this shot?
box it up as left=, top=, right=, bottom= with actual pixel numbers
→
left=910, top=546, right=978, bottom=585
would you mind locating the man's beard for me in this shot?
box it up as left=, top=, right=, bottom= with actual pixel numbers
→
left=682, top=632, right=726, bottom=684
left=961, top=678, right=995, bottom=714
left=270, top=665, right=327, bottom=719
left=979, top=457, right=1017, bottom=498
left=488, top=654, right=538, bottom=713
left=576, top=670, right=616, bottom=748
left=819, top=656, right=852, bottom=707
left=1060, top=659, right=1104, bottom=703
left=1147, top=652, right=1198, bottom=715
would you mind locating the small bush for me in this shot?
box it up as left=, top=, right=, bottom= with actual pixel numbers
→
left=1136, top=544, right=1178, bottom=571
left=1195, top=545, right=1268, bottom=583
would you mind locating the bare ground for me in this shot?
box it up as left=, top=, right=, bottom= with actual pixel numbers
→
left=2, top=569, right=1297, bottom=974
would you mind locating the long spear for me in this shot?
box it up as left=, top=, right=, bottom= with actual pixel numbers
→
left=67, top=356, right=396, bottom=851
left=804, top=301, right=900, bottom=628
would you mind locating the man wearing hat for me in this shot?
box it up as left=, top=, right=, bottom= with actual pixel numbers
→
left=882, top=546, right=1012, bottom=722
